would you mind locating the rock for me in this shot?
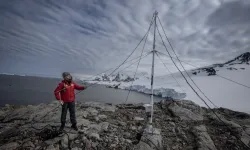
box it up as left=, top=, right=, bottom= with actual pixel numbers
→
left=100, top=122, right=109, bottom=131
left=134, top=116, right=144, bottom=121
left=88, top=124, right=102, bottom=133
left=83, top=139, right=92, bottom=149
left=69, top=133, right=79, bottom=141
left=77, top=118, right=90, bottom=127
left=72, top=147, right=82, bottom=150
left=4, top=104, right=10, bottom=108
left=1, top=100, right=250, bottom=150
left=46, top=145, right=56, bottom=150
left=117, top=121, right=127, bottom=126
left=34, top=140, right=38, bottom=144
left=45, top=137, right=61, bottom=145
left=134, top=141, right=154, bottom=150
left=0, top=142, right=19, bottom=150
left=86, top=108, right=98, bottom=116
left=193, top=125, right=217, bottom=150
left=138, top=126, right=143, bottom=131
left=125, top=139, right=132, bottom=144
left=61, top=135, right=69, bottom=148
left=115, top=137, right=119, bottom=143
left=61, top=133, right=78, bottom=148
left=82, top=102, right=117, bottom=112
left=241, top=132, right=250, bottom=147
left=23, top=141, right=35, bottom=148
left=124, top=132, right=131, bottom=138
left=177, top=100, right=202, bottom=113
left=82, top=111, right=88, bottom=118
left=98, top=114, right=107, bottom=120
left=75, top=140, right=80, bottom=144
left=120, top=138, right=125, bottom=142
left=142, top=128, right=162, bottom=149
left=131, top=126, right=137, bottom=131
left=110, top=124, right=119, bottom=129
left=102, top=105, right=116, bottom=112
left=95, top=116, right=99, bottom=122
left=169, top=121, right=175, bottom=127
left=169, top=103, right=203, bottom=121
left=221, top=118, right=241, bottom=128
left=35, top=146, right=41, bottom=150
left=209, top=114, right=242, bottom=128
left=91, top=142, right=99, bottom=148
left=81, top=136, right=87, bottom=141
left=88, top=133, right=100, bottom=140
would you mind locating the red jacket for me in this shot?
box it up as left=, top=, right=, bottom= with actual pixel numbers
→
left=54, top=80, right=85, bottom=102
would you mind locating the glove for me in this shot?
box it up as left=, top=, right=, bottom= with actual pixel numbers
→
left=60, top=100, right=64, bottom=105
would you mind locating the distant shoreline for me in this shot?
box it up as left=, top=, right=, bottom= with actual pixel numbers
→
left=0, top=73, right=60, bottom=79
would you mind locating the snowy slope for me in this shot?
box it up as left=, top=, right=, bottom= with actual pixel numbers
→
left=157, top=64, right=250, bottom=113
left=156, top=52, right=250, bottom=113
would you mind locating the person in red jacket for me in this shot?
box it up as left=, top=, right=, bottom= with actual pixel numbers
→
left=54, top=72, right=85, bottom=131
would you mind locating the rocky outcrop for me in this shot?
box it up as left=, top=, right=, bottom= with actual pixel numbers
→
left=94, top=73, right=135, bottom=82
left=192, top=67, right=216, bottom=76
left=0, top=100, right=250, bottom=150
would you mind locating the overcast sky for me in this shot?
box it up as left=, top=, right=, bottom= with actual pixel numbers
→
left=0, top=0, right=249, bottom=78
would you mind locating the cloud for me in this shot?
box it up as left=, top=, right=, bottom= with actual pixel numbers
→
left=0, top=0, right=249, bottom=77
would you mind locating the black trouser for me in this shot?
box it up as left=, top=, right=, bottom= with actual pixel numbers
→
left=61, top=101, right=76, bottom=125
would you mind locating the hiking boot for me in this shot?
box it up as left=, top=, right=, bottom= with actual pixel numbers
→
left=59, top=124, right=65, bottom=132
left=71, top=124, right=78, bottom=131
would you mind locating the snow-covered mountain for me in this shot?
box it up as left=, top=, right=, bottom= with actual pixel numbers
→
left=191, top=52, right=250, bottom=76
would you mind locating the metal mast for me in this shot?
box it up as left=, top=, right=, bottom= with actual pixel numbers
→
left=149, top=11, right=158, bottom=126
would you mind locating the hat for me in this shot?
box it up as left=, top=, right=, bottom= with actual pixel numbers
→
left=62, top=72, right=71, bottom=78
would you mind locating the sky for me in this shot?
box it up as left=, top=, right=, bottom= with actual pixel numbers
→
left=0, top=0, right=250, bottom=78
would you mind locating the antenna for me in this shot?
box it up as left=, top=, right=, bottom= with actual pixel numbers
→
left=149, top=11, right=158, bottom=130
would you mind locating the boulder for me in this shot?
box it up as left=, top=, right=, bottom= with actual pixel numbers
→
left=142, top=128, right=162, bottom=149
left=134, top=141, right=154, bottom=150
left=0, top=142, right=19, bottom=150
left=168, top=102, right=203, bottom=121
left=241, top=132, right=250, bottom=146
left=88, top=133, right=100, bottom=141
left=61, top=133, right=78, bottom=149
left=193, top=125, right=217, bottom=150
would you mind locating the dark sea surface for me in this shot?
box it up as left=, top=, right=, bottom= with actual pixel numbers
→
left=0, top=75, right=162, bottom=106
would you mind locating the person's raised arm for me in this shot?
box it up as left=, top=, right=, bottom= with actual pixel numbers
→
left=74, top=82, right=85, bottom=90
